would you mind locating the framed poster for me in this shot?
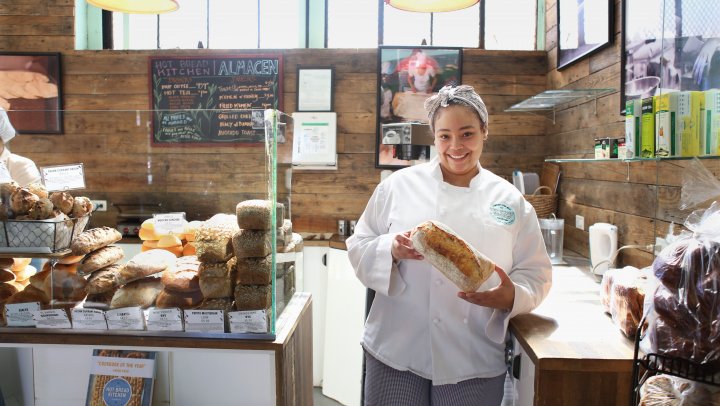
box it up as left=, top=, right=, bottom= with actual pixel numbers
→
left=622, top=1, right=720, bottom=112
left=376, top=46, right=462, bottom=169
left=557, top=0, right=613, bottom=70
left=149, top=54, right=283, bottom=146
left=0, top=52, right=62, bottom=134
left=297, top=66, right=334, bottom=112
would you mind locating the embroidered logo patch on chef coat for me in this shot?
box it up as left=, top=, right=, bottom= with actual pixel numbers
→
left=489, top=203, right=515, bottom=225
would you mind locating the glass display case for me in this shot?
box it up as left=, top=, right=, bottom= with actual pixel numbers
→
left=0, top=107, right=296, bottom=340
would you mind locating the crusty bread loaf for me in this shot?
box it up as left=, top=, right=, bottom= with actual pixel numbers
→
left=110, top=277, right=163, bottom=309
left=410, top=220, right=495, bottom=292
left=86, top=264, right=123, bottom=294
left=117, top=249, right=177, bottom=285
left=195, top=214, right=239, bottom=263
left=0, top=282, right=19, bottom=302
left=84, top=288, right=118, bottom=311
left=77, top=245, right=124, bottom=275
left=232, top=229, right=272, bottom=259
left=234, top=284, right=272, bottom=310
left=70, top=227, right=123, bottom=255
left=196, top=297, right=234, bottom=312
left=236, top=255, right=272, bottom=285
left=6, top=285, right=49, bottom=306
left=199, top=275, right=234, bottom=299
left=155, top=288, right=203, bottom=309
left=198, top=258, right=236, bottom=278
left=161, top=267, right=200, bottom=292
left=0, top=268, right=15, bottom=283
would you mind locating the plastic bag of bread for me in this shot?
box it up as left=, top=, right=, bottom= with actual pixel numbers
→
left=642, top=202, right=720, bottom=370
left=639, top=374, right=712, bottom=405
left=604, top=266, right=648, bottom=337
left=409, top=220, right=495, bottom=292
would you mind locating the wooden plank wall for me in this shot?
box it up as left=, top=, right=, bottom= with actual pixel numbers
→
left=0, top=0, right=549, bottom=236
left=544, top=0, right=720, bottom=268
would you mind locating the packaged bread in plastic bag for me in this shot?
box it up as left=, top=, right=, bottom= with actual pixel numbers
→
left=600, top=266, right=649, bottom=337
left=641, top=202, right=720, bottom=370
left=639, top=374, right=713, bottom=405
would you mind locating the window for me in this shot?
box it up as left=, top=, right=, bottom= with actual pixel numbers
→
left=327, top=0, right=378, bottom=48
left=484, top=0, right=537, bottom=50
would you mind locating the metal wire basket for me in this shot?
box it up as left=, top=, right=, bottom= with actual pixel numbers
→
left=0, top=214, right=90, bottom=253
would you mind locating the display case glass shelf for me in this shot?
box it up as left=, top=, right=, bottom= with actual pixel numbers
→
left=505, top=88, right=615, bottom=112
left=545, top=155, right=720, bottom=163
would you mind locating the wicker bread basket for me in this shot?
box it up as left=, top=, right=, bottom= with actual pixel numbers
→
left=525, top=186, right=558, bottom=219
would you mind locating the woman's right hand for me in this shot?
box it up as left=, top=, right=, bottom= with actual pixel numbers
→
left=391, top=231, right=424, bottom=262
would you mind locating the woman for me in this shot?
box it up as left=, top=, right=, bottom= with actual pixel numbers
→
left=0, top=107, right=41, bottom=186
left=346, top=85, right=552, bottom=405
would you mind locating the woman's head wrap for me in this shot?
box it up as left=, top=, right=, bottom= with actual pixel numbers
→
left=424, top=85, right=488, bottom=134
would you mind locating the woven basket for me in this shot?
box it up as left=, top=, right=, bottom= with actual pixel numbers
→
left=525, top=186, right=558, bottom=219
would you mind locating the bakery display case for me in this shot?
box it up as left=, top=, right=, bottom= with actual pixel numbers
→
left=0, top=107, right=299, bottom=340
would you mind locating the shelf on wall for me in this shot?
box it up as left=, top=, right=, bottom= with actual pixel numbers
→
left=505, top=88, right=615, bottom=123
left=546, top=155, right=720, bottom=163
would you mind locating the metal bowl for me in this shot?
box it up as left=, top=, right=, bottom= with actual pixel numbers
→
left=625, top=76, right=661, bottom=99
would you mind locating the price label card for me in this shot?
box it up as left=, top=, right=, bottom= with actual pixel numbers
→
left=0, top=162, right=12, bottom=183
left=33, top=309, right=72, bottom=329
left=71, top=308, right=108, bottom=330
left=153, top=212, right=186, bottom=234
left=106, top=307, right=145, bottom=331
left=146, top=308, right=183, bottom=331
left=184, top=310, right=224, bottom=333
left=40, top=164, right=86, bottom=192
left=4, top=302, right=40, bottom=327
left=228, top=310, right=268, bottom=333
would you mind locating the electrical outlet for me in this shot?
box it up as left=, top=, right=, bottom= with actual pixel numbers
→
left=575, top=215, right=584, bottom=230
left=91, top=200, right=107, bottom=212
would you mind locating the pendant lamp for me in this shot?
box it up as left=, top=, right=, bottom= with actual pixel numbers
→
left=385, top=0, right=478, bottom=13
left=86, top=0, right=179, bottom=14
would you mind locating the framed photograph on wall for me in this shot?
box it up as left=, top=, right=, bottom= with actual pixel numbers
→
left=376, top=46, right=462, bottom=169
left=622, top=1, right=720, bottom=112
left=557, top=0, right=613, bottom=70
left=297, top=66, right=334, bottom=112
left=0, top=52, right=62, bottom=134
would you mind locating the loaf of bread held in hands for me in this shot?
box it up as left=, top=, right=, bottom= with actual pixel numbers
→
left=410, top=220, right=495, bottom=292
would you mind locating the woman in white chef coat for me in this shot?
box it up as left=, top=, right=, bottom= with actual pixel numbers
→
left=346, top=85, right=552, bottom=405
left=0, top=107, right=41, bottom=187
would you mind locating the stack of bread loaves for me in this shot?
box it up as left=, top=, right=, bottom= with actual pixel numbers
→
left=233, top=200, right=280, bottom=322
left=157, top=255, right=203, bottom=309
left=0, top=182, right=92, bottom=221
left=69, top=227, right=123, bottom=310
left=195, top=213, right=239, bottom=313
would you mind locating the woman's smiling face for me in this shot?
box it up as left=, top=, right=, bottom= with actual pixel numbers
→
left=433, top=104, right=487, bottom=187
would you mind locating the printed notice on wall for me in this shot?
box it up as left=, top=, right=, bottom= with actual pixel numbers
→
left=291, top=112, right=337, bottom=167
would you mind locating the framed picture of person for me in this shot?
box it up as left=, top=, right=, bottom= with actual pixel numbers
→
left=622, top=0, right=720, bottom=112
left=0, top=52, right=63, bottom=134
left=376, top=46, right=462, bottom=169
left=557, top=0, right=613, bottom=70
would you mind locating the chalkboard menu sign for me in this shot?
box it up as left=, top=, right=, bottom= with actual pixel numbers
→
left=149, top=55, right=283, bottom=145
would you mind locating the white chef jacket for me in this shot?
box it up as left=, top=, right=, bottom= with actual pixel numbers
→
left=0, top=147, right=40, bottom=187
left=346, top=157, right=552, bottom=385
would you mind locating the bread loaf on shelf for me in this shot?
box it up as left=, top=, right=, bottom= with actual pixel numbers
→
left=155, top=288, right=203, bottom=309
left=77, top=245, right=124, bottom=275
left=195, top=214, right=239, bottom=263
left=236, top=255, right=272, bottom=285
left=410, top=220, right=495, bottom=292
left=70, top=227, right=123, bottom=256
left=117, top=249, right=177, bottom=285
left=110, top=277, right=163, bottom=309
left=234, top=284, right=272, bottom=310
left=86, top=264, right=123, bottom=294
left=232, top=229, right=272, bottom=259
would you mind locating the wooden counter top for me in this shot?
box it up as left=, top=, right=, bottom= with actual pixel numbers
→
left=509, top=257, right=635, bottom=373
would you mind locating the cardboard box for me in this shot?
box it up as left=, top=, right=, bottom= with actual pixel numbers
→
left=675, top=91, right=704, bottom=157
left=654, top=92, right=677, bottom=157
left=641, top=97, right=655, bottom=158
left=705, top=89, right=720, bottom=155
left=617, top=137, right=629, bottom=159
left=625, top=99, right=641, bottom=158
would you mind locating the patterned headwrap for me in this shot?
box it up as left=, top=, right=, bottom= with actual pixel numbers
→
left=424, top=85, right=488, bottom=135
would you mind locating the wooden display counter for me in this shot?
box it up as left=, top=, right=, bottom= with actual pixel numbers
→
left=0, top=292, right=313, bottom=406
left=509, top=256, right=635, bottom=406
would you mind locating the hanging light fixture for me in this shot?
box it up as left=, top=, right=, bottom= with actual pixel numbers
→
left=385, top=0, right=478, bottom=13
left=86, top=0, right=179, bottom=14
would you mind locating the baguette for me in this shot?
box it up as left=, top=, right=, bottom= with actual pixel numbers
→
left=410, top=220, right=495, bottom=292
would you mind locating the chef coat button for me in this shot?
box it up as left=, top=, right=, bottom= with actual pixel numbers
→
left=433, top=318, right=439, bottom=324
left=463, top=318, right=468, bottom=324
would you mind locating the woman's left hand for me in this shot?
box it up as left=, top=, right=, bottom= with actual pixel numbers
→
left=457, top=266, right=515, bottom=311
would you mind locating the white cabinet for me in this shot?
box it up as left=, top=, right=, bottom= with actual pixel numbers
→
left=302, top=246, right=329, bottom=387
left=511, top=336, right=536, bottom=406
left=321, top=248, right=365, bottom=406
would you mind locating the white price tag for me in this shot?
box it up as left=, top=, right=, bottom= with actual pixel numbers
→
left=184, top=310, right=225, bottom=333
left=71, top=308, right=108, bottom=330
left=146, top=308, right=183, bottom=331
left=32, top=309, right=72, bottom=329
left=153, top=212, right=186, bottom=234
left=40, top=164, right=86, bottom=192
left=4, top=302, right=40, bottom=327
left=228, top=310, right=268, bottom=333
left=106, top=307, right=146, bottom=331
left=0, top=162, right=12, bottom=183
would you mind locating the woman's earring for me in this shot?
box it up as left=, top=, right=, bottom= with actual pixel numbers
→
left=483, top=135, right=488, bottom=141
